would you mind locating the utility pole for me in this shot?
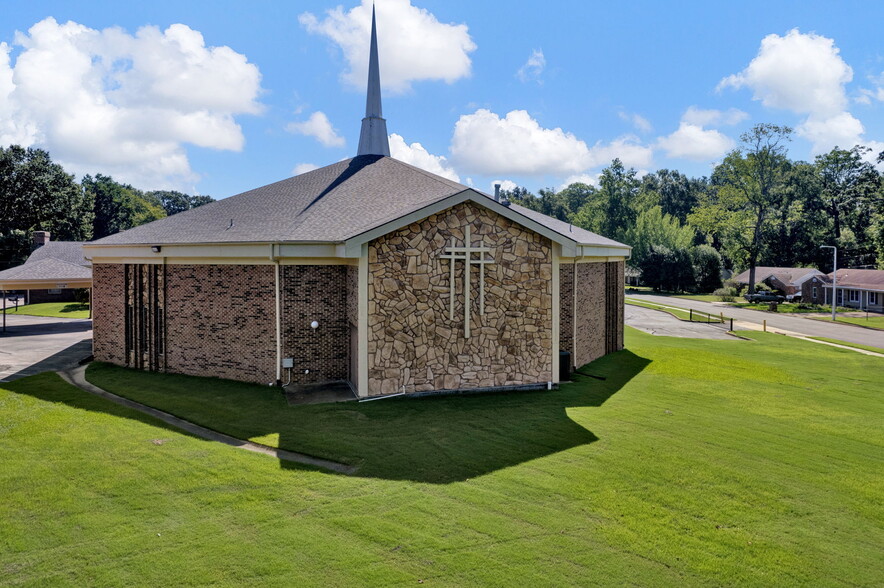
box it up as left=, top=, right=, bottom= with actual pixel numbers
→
left=820, top=245, right=837, bottom=321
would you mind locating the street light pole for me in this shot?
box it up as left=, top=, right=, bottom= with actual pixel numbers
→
left=820, top=245, right=837, bottom=321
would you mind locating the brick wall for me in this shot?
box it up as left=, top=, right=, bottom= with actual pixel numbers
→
left=367, top=201, right=553, bottom=396
left=559, top=263, right=574, bottom=358
left=92, top=263, right=126, bottom=365
left=28, top=289, right=78, bottom=304
left=165, top=264, right=276, bottom=384
left=346, top=265, right=358, bottom=326
left=574, top=263, right=606, bottom=368
left=280, top=265, right=349, bottom=385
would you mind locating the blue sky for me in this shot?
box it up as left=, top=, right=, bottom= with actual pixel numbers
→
left=2, top=0, right=883, bottom=199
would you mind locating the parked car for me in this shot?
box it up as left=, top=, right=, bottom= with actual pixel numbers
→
left=744, top=292, right=785, bottom=303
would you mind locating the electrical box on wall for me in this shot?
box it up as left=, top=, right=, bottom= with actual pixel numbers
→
left=282, top=358, right=294, bottom=368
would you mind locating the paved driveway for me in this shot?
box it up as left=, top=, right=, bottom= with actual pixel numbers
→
left=0, top=314, right=93, bottom=382
left=627, top=293, right=884, bottom=348
left=625, top=304, right=737, bottom=339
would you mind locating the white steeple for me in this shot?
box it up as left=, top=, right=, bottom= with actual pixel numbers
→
left=357, top=4, right=390, bottom=157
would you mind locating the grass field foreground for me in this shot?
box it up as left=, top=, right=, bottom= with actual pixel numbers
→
left=2, top=329, right=882, bottom=585
left=3, top=302, right=90, bottom=319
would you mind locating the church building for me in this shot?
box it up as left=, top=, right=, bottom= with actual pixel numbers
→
left=85, top=9, right=630, bottom=397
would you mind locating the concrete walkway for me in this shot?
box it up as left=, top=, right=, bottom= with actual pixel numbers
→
left=58, top=365, right=356, bottom=474
left=0, top=314, right=93, bottom=382
left=628, top=293, right=884, bottom=348
left=625, top=305, right=737, bottom=339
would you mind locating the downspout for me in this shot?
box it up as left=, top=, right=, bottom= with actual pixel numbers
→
left=271, top=244, right=282, bottom=386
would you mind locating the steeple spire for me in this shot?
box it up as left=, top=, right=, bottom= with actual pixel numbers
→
left=357, top=4, right=390, bottom=156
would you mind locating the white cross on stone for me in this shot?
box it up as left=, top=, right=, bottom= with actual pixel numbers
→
left=439, top=224, right=495, bottom=338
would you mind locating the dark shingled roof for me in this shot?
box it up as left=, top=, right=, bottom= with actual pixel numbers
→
left=26, top=242, right=89, bottom=267
left=733, top=266, right=821, bottom=286
left=817, top=269, right=884, bottom=291
left=0, top=258, right=91, bottom=281
left=89, top=155, right=628, bottom=249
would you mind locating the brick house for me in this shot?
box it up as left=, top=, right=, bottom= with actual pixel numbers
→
left=0, top=233, right=91, bottom=304
left=802, top=269, right=884, bottom=312
left=733, top=266, right=823, bottom=300
left=84, top=11, right=631, bottom=397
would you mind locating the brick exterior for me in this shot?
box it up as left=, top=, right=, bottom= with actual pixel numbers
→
left=559, top=264, right=574, bottom=357
left=27, top=289, right=78, bottom=304
left=367, top=201, right=553, bottom=396
left=280, top=265, right=350, bottom=385
left=92, top=264, right=126, bottom=366
left=574, top=263, right=606, bottom=368
left=165, top=264, right=276, bottom=384
left=346, top=265, right=358, bottom=326
left=571, top=260, right=624, bottom=369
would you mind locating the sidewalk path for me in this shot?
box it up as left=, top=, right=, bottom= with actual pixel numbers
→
left=628, top=293, right=884, bottom=348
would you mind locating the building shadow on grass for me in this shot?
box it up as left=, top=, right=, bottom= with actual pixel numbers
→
left=279, top=349, right=650, bottom=483
left=8, top=349, right=650, bottom=485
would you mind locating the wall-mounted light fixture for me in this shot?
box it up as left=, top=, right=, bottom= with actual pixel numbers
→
left=151, top=245, right=161, bottom=253
left=310, top=320, right=319, bottom=330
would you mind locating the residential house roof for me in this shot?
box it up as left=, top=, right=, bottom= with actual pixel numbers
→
left=733, top=266, right=822, bottom=287
left=815, top=269, right=884, bottom=292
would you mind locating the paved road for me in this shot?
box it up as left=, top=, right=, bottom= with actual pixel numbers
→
left=0, top=314, right=93, bottom=382
left=625, top=305, right=737, bottom=339
left=627, top=293, right=884, bottom=348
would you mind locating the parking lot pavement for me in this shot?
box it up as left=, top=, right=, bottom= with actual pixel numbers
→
left=625, top=304, right=737, bottom=339
left=0, top=314, right=93, bottom=382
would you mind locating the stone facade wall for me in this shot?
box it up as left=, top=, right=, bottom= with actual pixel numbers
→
left=92, top=263, right=126, bottom=365
left=574, top=263, right=606, bottom=368
left=559, top=264, right=574, bottom=358
left=165, top=264, right=276, bottom=384
left=280, top=265, right=349, bottom=385
left=367, top=201, right=553, bottom=396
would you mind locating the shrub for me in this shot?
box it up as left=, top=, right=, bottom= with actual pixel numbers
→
left=713, top=287, right=736, bottom=302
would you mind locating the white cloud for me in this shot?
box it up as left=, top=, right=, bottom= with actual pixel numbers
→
left=658, top=123, right=735, bottom=161
left=681, top=106, right=748, bottom=127
left=292, top=162, right=319, bottom=175
left=718, top=29, right=852, bottom=117
left=719, top=29, right=881, bottom=156
left=618, top=110, right=652, bottom=133
left=516, top=49, right=545, bottom=83
left=450, top=109, right=653, bottom=176
left=558, top=173, right=598, bottom=190
left=285, top=111, right=345, bottom=147
left=491, top=179, right=518, bottom=193
left=389, top=133, right=460, bottom=182
left=299, top=0, right=476, bottom=93
left=0, top=17, right=262, bottom=189
left=797, top=112, right=865, bottom=154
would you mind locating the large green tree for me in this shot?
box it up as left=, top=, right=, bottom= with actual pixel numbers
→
left=85, top=174, right=166, bottom=240
left=572, top=159, right=640, bottom=242
left=149, top=190, right=216, bottom=217
left=690, top=124, right=792, bottom=293
left=0, top=145, right=91, bottom=268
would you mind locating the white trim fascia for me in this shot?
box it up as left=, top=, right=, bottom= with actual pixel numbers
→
left=84, top=242, right=342, bottom=261
left=343, top=190, right=581, bottom=257
left=0, top=279, right=92, bottom=289
left=820, top=284, right=884, bottom=294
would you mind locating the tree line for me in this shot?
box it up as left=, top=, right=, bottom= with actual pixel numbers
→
left=0, top=145, right=214, bottom=269
left=507, top=124, right=884, bottom=293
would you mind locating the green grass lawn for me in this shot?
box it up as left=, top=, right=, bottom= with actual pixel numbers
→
left=2, top=330, right=882, bottom=586
left=625, top=297, right=724, bottom=323
left=4, top=301, right=90, bottom=319
left=829, top=314, right=884, bottom=330
left=807, top=336, right=884, bottom=354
